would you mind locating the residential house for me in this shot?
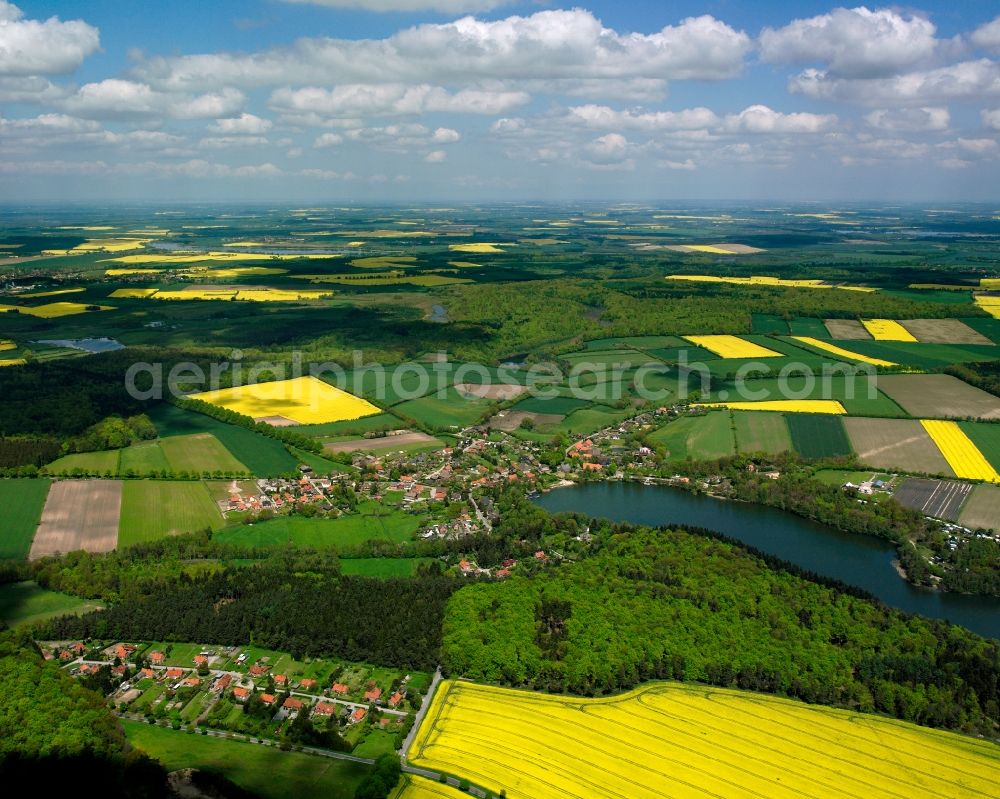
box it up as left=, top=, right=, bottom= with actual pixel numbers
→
left=350, top=707, right=367, bottom=724
left=260, top=693, right=276, bottom=705
left=149, top=651, right=166, bottom=665
left=332, top=683, right=350, bottom=696
left=183, top=676, right=201, bottom=687
left=300, top=678, right=317, bottom=690
left=363, top=687, right=382, bottom=703
left=313, top=701, right=337, bottom=717
left=388, top=691, right=405, bottom=708
left=165, top=668, right=184, bottom=679
left=213, top=674, right=233, bottom=693
left=283, top=697, right=304, bottom=712
left=274, top=674, right=288, bottom=686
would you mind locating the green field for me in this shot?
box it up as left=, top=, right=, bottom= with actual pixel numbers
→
left=648, top=411, right=736, bottom=461
left=119, top=440, right=171, bottom=474
left=0, top=580, right=102, bottom=628
left=714, top=375, right=906, bottom=417
left=511, top=394, right=592, bottom=415
left=123, top=720, right=370, bottom=799
left=295, top=412, right=403, bottom=437
left=159, top=433, right=250, bottom=474
left=43, top=449, right=120, bottom=474
left=733, top=411, right=792, bottom=455
left=812, top=469, right=888, bottom=486
left=787, top=414, right=853, bottom=459
left=118, top=481, right=226, bottom=547
left=550, top=405, right=636, bottom=436
left=214, top=500, right=423, bottom=549
left=562, top=349, right=660, bottom=367
left=584, top=335, right=679, bottom=351
left=339, top=557, right=435, bottom=577
left=751, top=313, right=789, bottom=334
left=787, top=317, right=831, bottom=338
left=148, top=403, right=299, bottom=476
left=829, top=340, right=1000, bottom=369
left=394, top=387, right=494, bottom=430
left=0, top=478, right=49, bottom=559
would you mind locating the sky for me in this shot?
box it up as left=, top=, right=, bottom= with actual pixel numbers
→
left=1, top=0, right=1000, bottom=201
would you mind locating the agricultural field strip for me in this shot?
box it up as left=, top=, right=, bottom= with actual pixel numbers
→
left=412, top=683, right=996, bottom=799
left=893, top=479, right=971, bottom=521
left=683, top=335, right=783, bottom=359
left=921, top=421, right=1000, bottom=482
left=862, top=320, right=918, bottom=342
left=697, top=401, right=846, bottom=414
left=789, top=337, right=897, bottom=367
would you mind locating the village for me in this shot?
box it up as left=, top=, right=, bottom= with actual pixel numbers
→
left=41, top=639, right=429, bottom=755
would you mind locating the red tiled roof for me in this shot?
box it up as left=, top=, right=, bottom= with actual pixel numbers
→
left=260, top=693, right=276, bottom=704
left=283, top=697, right=304, bottom=710
left=351, top=708, right=366, bottom=722
left=233, top=686, right=251, bottom=699
left=274, top=674, right=287, bottom=684
left=388, top=691, right=404, bottom=707
left=363, top=687, right=382, bottom=702
left=183, top=676, right=201, bottom=687
left=166, top=668, right=184, bottom=678
left=314, top=701, right=337, bottom=715
left=332, top=683, right=349, bottom=694
left=300, top=678, right=317, bottom=688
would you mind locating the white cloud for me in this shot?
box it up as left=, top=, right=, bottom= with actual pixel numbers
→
left=209, top=113, right=272, bottom=134
left=432, top=127, right=460, bottom=143
left=972, top=16, right=1000, bottom=52
left=789, top=60, right=1000, bottom=105
left=659, top=158, right=696, bottom=170
left=954, top=137, right=998, bottom=155
left=0, top=114, right=185, bottom=153
left=281, top=0, right=512, bottom=11
left=0, top=75, right=67, bottom=103
left=135, top=10, right=751, bottom=91
left=313, top=132, right=343, bottom=148
left=585, top=133, right=629, bottom=163
left=490, top=117, right=524, bottom=134
left=865, top=107, right=950, bottom=132
left=0, top=1, right=100, bottom=76
left=759, top=7, right=938, bottom=79
left=723, top=105, right=836, bottom=134
left=62, top=79, right=245, bottom=120
left=424, top=149, right=447, bottom=162
left=983, top=109, right=1000, bottom=130
left=198, top=136, right=269, bottom=149
left=567, top=104, right=720, bottom=132
left=270, top=84, right=528, bottom=118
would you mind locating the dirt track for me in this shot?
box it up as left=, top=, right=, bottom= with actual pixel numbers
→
left=30, top=479, right=122, bottom=559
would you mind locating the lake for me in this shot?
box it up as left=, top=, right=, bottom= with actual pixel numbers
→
left=536, top=481, right=1000, bottom=639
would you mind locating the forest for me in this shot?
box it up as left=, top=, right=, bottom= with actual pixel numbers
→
left=441, top=524, right=1000, bottom=737
left=38, top=563, right=459, bottom=671
left=0, top=629, right=171, bottom=796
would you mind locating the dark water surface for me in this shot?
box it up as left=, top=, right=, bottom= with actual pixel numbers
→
left=536, top=481, right=999, bottom=639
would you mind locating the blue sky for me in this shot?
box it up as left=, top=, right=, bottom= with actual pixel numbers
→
left=2, top=0, right=1000, bottom=200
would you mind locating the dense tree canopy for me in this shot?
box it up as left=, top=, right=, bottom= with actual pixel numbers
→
left=442, top=525, right=1000, bottom=737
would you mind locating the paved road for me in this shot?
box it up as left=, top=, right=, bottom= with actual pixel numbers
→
left=400, top=666, right=442, bottom=763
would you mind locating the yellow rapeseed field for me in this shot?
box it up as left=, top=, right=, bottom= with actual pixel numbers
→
left=791, top=336, right=898, bottom=366
left=104, top=268, right=164, bottom=276
left=975, top=295, right=1000, bottom=319
left=0, top=340, right=15, bottom=351
left=0, top=302, right=112, bottom=318
left=102, top=251, right=336, bottom=264
left=684, top=335, right=782, bottom=358
left=921, top=420, right=1000, bottom=482
left=390, top=777, right=466, bottom=799
left=0, top=358, right=26, bottom=367
left=109, top=288, right=159, bottom=298
left=190, top=375, right=380, bottom=425
left=862, top=319, right=918, bottom=341
left=409, top=680, right=1000, bottom=799
left=449, top=243, right=507, bottom=253
left=698, top=400, right=847, bottom=414
left=666, top=275, right=876, bottom=292
left=980, top=278, right=1000, bottom=288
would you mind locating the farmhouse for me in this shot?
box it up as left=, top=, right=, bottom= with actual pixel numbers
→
left=283, top=697, right=305, bottom=712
